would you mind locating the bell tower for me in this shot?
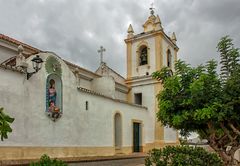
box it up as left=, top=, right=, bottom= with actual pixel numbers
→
left=125, top=8, right=179, bottom=150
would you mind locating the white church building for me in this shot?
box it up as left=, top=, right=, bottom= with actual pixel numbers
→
left=0, top=10, right=179, bottom=161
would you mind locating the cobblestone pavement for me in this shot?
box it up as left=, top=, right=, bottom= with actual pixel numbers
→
left=68, top=157, right=145, bottom=166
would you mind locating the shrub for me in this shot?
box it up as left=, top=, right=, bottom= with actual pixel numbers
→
left=0, top=107, right=14, bottom=141
left=145, top=146, right=223, bottom=166
left=30, top=154, right=68, bottom=166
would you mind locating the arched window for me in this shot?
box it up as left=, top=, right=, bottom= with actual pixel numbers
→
left=139, top=46, right=148, bottom=65
left=167, top=49, right=172, bottom=68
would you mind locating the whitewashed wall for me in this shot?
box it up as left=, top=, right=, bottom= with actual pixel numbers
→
left=0, top=45, right=16, bottom=63
left=79, top=78, right=92, bottom=90
left=0, top=52, right=151, bottom=147
left=115, top=90, right=126, bottom=101
left=128, top=84, right=155, bottom=144
left=92, top=76, right=115, bottom=98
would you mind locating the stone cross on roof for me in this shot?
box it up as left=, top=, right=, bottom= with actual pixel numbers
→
left=97, top=46, right=106, bottom=64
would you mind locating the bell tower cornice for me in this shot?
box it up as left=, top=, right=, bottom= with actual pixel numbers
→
left=124, top=30, right=178, bottom=51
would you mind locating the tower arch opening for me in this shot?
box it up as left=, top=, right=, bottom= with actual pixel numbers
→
left=139, top=46, right=148, bottom=66
left=167, top=49, right=172, bottom=68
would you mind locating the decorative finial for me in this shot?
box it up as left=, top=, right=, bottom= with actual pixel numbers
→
left=16, top=45, right=28, bottom=69
left=149, top=2, right=155, bottom=15
left=74, top=67, right=79, bottom=75
left=155, top=15, right=161, bottom=24
left=97, top=46, right=106, bottom=64
left=155, top=15, right=163, bottom=31
left=18, top=45, right=24, bottom=54
left=127, top=24, right=134, bottom=33
left=127, top=24, right=134, bottom=38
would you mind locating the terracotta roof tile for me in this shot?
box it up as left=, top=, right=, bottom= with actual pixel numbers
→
left=0, top=34, right=41, bottom=53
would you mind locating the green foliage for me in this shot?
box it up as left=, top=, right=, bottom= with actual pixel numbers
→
left=145, top=146, right=223, bottom=166
left=217, top=36, right=239, bottom=82
left=0, top=107, right=14, bottom=141
left=178, top=137, right=187, bottom=145
left=153, top=59, right=222, bottom=136
left=30, top=154, right=67, bottom=166
left=152, top=36, right=240, bottom=164
left=152, top=36, right=240, bottom=135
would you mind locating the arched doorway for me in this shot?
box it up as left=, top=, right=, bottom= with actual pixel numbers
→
left=114, top=113, right=122, bottom=150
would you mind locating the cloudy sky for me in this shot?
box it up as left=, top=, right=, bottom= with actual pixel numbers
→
left=0, top=0, right=239, bottom=76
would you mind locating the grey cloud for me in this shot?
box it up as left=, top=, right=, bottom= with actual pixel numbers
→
left=155, top=0, right=240, bottom=68
left=0, top=0, right=239, bottom=76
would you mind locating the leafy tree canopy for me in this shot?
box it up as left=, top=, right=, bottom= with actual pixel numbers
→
left=152, top=36, right=240, bottom=165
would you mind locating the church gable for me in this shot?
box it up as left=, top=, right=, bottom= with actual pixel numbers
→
left=143, top=15, right=156, bottom=32
left=95, top=62, right=126, bottom=85
left=0, top=34, right=41, bottom=64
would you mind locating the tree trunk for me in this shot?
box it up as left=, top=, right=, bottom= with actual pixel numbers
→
left=217, top=150, right=231, bottom=166
left=210, top=143, right=239, bottom=166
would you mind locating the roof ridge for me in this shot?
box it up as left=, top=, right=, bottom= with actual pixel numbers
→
left=0, top=34, right=41, bottom=52
left=105, top=64, right=125, bottom=80
left=64, top=59, right=101, bottom=77
left=77, top=87, right=147, bottom=109
left=96, top=63, right=125, bottom=80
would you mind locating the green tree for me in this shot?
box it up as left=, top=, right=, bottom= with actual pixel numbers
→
left=0, top=107, right=14, bottom=141
left=152, top=36, right=240, bottom=165
left=218, top=36, right=239, bottom=83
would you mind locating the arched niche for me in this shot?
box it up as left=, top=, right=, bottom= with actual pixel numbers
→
left=46, top=73, right=63, bottom=121
left=114, top=112, right=122, bottom=149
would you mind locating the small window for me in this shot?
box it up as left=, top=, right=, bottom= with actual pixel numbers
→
left=85, top=101, right=88, bottom=110
left=167, top=50, right=172, bottom=68
left=134, top=93, right=142, bottom=105
left=139, top=47, right=148, bottom=65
